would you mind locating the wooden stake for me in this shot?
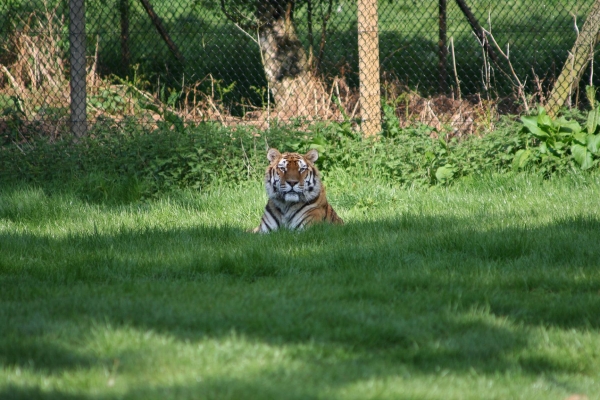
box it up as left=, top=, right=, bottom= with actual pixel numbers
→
left=357, top=0, right=381, bottom=137
left=69, top=0, right=87, bottom=137
left=547, top=0, right=600, bottom=116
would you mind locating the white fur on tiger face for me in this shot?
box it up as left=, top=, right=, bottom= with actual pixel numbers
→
left=265, top=148, right=322, bottom=204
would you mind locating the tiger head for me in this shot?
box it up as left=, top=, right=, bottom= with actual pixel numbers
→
left=265, top=148, right=322, bottom=204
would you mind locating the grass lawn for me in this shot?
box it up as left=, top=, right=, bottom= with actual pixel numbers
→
left=1, top=172, right=600, bottom=399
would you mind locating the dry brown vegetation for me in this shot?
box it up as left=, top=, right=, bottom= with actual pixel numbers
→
left=383, top=76, right=506, bottom=138
left=0, top=2, right=71, bottom=139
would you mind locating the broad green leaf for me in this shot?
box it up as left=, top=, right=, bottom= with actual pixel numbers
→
left=587, top=134, right=600, bottom=154
left=553, top=141, right=566, bottom=150
left=586, top=85, right=596, bottom=107
left=587, top=108, right=600, bottom=134
left=521, top=116, right=547, bottom=137
left=142, top=103, right=160, bottom=113
left=311, top=136, right=327, bottom=146
left=307, top=136, right=327, bottom=154
left=383, top=104, right=398, bottom=121
left=164, top=112, right=182, bottom=124
left=512, top=149, right=531, bottom=171
left=571, top=144, right=594, bottom=170
left=573, top=132, right=587, bottom=146
left=167, top=92, right=179, bottom=107
left=555, top=117, right=581, bottom=134
left=538, top=142, right=547, bottom=154
left=435, top=165, right=455, bottom=183
left=537, top=113, right=553, bottom=129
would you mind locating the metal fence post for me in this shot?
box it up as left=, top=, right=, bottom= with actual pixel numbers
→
left=357, top=0, right=381, bottom=137
left=69, top=0, right=87, bottom=137
left=438, top=0, right=448, bottom=94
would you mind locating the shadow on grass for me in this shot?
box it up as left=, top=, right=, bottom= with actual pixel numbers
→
left=0, top=386, right=84, bottom=400
left=1, top=215, right=599, bottom=396
left=0, top=379, right=403, bottom=400
left=0, top=339, right=97, bottom=373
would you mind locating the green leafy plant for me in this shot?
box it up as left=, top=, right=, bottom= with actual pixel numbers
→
left=249, top=85, right=268, bottom=109
left=382, top=103, right=401, bottom=137
left=1, top=96, right=26, bottom=144
left=140, top=88, right=185, bottom=133
left=521, top=107, right=600, bottom=171
left=4, top=107, right=600, bottom=202
left=88, top=89, right=127, bottom=115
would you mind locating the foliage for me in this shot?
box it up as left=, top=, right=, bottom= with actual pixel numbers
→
left=0, top=122, right=257, bottom=202
left=520, top=107, right=600, bottom=174
left=289, top=118, right=524, bottom=186
left=88, top=89, right=128, bottom=116
left=3, top=106, right=600, bottom=203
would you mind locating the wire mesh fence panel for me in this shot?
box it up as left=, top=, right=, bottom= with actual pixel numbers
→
left=378, top=0, right=595, bottom=134
left=1, top=0, right=71, bottom=139
left=0, top=0, right=598, bottom=139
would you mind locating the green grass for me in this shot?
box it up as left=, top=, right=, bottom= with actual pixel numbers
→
left=2, top=171, right=600, bottom=399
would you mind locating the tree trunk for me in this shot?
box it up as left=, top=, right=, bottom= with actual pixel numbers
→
left=454, top=0, right=497, bottom=64
left=546, top=0, right=600, bottom=116
left=139, top=0, right=185, bottom=63
left=257, top=0, right=329, bottom=120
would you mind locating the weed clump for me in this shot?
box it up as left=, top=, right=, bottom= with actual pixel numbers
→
left=2, top=98, right=600, bottom=202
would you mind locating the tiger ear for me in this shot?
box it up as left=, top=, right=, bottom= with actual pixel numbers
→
left=305, top=149, right=319, bottom=163
left=267, top=148, right=281, bottom=162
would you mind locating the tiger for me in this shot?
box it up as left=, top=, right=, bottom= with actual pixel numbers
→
left=253, top=148, right=344, bottom=233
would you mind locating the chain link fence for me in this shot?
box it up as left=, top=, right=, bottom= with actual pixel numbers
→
left=0, top=0, right=597, bottom=139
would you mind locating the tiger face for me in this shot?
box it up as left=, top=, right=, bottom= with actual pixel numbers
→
left=254, top=147, right=343, bottom=232
left=265, top=148, right=322, bottom=204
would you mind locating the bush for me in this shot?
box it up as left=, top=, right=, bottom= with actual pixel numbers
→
left=1, top=120, right=300, bottom=202
left=1, top=110, right=598, bottom=203
left=518, top=107, right=600, bottom=174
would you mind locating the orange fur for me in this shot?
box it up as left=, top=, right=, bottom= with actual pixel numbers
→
left=254, top=148, right=343, bottom=233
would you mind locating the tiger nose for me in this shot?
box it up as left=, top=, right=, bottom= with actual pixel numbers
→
left=287, top=180, right=299, bottom=186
